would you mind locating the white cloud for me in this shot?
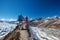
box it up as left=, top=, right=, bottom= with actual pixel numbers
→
left=0, top=18, right=17, bottom=21
left=0, top=18, right=5, bottom=21
left=9, top=18, right=17, bottom=21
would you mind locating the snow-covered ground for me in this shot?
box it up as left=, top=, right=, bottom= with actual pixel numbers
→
left=0, top=22, right=17, bottom=39
left=29, top=26, right=60, bottom=40
left=0, top=21, right=60, bottom=40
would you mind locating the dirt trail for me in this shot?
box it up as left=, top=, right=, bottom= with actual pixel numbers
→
left=2, top=22, right=33, bottom=40
left=20, top=30, right=30, bottom=40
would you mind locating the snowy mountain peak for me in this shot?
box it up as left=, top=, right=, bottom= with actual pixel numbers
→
left=53, top=16, right=59, bottom=19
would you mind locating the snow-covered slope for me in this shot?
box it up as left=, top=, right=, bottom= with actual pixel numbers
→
left=29, top=26, right=60, bottom=40
left=0, top=22, right=17, bottom=39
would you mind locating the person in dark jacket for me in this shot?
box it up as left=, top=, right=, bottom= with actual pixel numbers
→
left=18, top=15, right=24, bottom=30
left=18, top=15, right=24, bottom=21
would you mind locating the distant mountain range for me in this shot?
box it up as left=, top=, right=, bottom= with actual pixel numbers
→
left=30, top=16, right=60, bottom=28
left=0, top=16, right=60, bottom=25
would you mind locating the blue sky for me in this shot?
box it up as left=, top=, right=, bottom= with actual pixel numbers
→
left=0, top=0, right=60, bottom=19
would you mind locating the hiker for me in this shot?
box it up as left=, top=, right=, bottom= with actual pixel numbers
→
left=18, top=15, right=24, bottom=30
left=25, top=16, right=29, bottom=30
left=25, top=16, right=28, bottom=22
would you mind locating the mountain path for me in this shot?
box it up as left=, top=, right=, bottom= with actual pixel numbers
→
left=20, top=30, right=31, bottom=40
